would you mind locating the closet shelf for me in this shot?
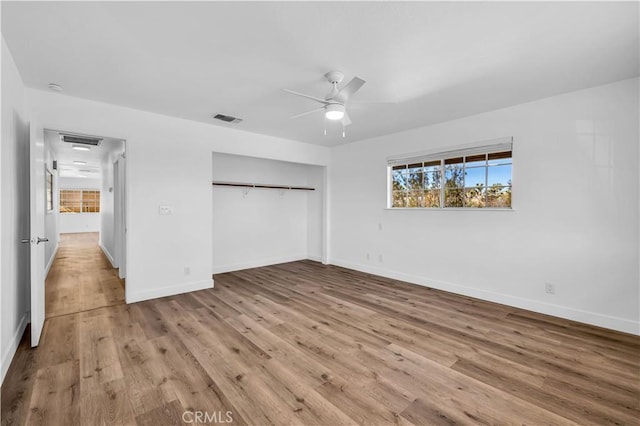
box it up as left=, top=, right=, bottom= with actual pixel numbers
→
left=212, top=181, right=315, bottom=191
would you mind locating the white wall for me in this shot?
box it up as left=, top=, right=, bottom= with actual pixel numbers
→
left=212, top=153, right=324, bottom=273
left=59, top=176, right=101, bottom=189
left=58, top=177, right=101, bottom=234
left=1, top=37, right=30, bottom=383
left=59, top=214, right=101, bottom=234
left=329, top=78, right=639, bottom=334
left=26, top=89, right=330, bottom=303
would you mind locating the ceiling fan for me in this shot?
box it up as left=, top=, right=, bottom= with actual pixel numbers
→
left=283, top=71, right=366, bottom=134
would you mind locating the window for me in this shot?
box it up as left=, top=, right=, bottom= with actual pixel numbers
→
left=46, top=169, right=53, bottom=212
left=389, top=139, right=512, bottom=209
left=60, top=189, right=100, bottom=213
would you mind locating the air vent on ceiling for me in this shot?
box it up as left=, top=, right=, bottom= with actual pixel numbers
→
left=61, top=134, right=103, bottom=146
left=212, top=114, right=243, bottom=124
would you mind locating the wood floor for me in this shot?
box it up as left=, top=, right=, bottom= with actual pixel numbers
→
left=2, top=258, right=639, bottom=425
left=45, top=232, right=125, bottom=318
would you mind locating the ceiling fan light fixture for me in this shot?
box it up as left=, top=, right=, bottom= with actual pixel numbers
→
left=325, top=104, right=345, bottom=120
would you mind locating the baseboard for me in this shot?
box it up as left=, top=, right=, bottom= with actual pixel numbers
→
left=44, top=243, right=59, bottom=278
left=330, top=259, right=640, bottom=336
left=1, top=313, right=28, bottom=385
left=307, top=255, right=323, bottom=263
left=127, top=278, right=213, bottom=304
left=212, top=254, right=308, bottom=275
left=99, top=243, right=116, bottom=268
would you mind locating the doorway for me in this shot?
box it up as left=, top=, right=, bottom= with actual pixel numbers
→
left=41, top=130, right=126, bottom=318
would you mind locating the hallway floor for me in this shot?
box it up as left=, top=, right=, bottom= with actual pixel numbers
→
left=46, top=232, right=125, bottom=318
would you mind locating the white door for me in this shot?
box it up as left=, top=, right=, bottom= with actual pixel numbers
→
left=28, top=122, right=46, bottom=347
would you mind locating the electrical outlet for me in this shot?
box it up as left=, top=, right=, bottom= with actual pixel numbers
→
left=184, top=266, right=191, bottom=276
left=366, top=253, right=370, bottom=261
left=378, top=223, right=383, bottom=231
left=378, top=254, right=383, bottom=263
left=545, top=282, right=555, bottom=294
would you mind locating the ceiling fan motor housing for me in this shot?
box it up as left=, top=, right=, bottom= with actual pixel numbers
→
left=325, top=71, right=344, bottom=85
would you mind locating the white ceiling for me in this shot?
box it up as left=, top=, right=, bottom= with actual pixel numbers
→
left=45, top=129, right=124, bottom=179
left=3, top=2, right=639, bottom=147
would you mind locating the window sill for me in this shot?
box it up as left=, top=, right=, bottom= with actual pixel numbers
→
left=384, top=207, right=515, bottom=212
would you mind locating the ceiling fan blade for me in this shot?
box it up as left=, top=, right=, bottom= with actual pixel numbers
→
left=343, top=111, right=352, bottom=126
left=334, top=77, right=366, bottom=103
left=289, top=107, right=324, bottom=119
left=282, top=89, right=329, bottom=105
left=351, top=100, right=396, bottom=105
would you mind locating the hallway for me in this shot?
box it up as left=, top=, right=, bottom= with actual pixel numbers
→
left=46, top=232, right=125, bottom=318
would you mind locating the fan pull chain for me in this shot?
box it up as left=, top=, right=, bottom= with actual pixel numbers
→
left=342, top=121, right=346, bottom=138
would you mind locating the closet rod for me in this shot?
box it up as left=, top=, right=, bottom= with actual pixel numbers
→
left=212, top=181, right=315, bottom=191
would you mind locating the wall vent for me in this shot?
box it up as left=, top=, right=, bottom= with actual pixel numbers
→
left=61, top=134, right=103, bottom=146
left=212, top=114, right=243, bottom=124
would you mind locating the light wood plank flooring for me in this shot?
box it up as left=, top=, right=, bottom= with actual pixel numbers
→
left=45, top=232, right=125, bottom=318
left=2, top=260, right=639, bottom=425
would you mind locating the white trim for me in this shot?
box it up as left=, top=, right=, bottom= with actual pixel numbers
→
left=127, top=278, right=213, bottom=304
left=322, top=165, right=330, bottom=265
left=58, top=212, right=100, bottom=215
left=307, top=255, right=323, bottom=263
left=387, top=136, right=513, bottom=164
left=1, top=313, right=29, bottom=385
left=212, top=254, right=308, bottom=275
left=384, top=208, right=515, bottom=212
left=329, top=259, right=640, bottom=336
left=99, top=243, right=116, bottom=268
left=44, top=242, right=59, bottom=277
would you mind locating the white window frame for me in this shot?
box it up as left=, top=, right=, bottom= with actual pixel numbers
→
left=387, top=137, right=513, bottom=210
left=59, top=188, right=101, bottom=214
left=45, top=167, right=54, bottom=213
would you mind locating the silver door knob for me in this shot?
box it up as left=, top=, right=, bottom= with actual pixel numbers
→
left=36, top=237, right=49, bottom=244
left=21, top=238, right=30, bottom=243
